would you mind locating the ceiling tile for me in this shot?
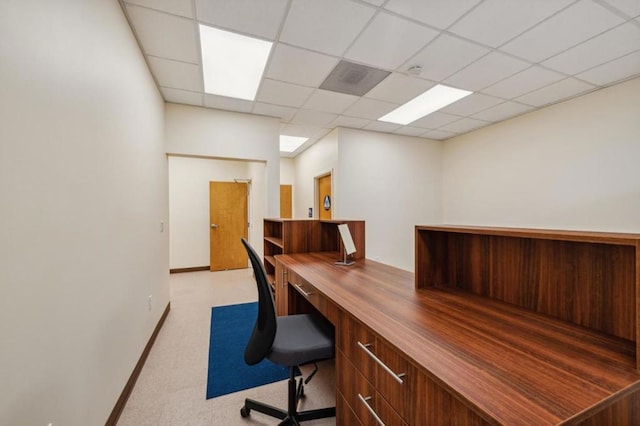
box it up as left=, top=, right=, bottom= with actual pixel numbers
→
left=280, top=0, right=376, bottom=56
left=439, top=117, right=491, bottom=133
left=599, top=0, right=640, bottom=17
left=345, top=12, right=439, bottom=70
left=542, top=23, right=640, bottom=75
left=364, top=121, right=403, bottom=133
left=147, top=56, right=202, bottom=92
left=481, top=66, right=566, bottom=99
left=195, top=0, right=288, bottom=40
left=449, top=0, right=574, bottom=48
left=266, top=44, right=338, bottom=87
left=423, top=129, right=458, bottom=140
left=125, top=4, right=199, bottom=63
left=303, top=90, right=359, bottom=114
left=204, top=94, right=254, bottom=113
left=516, top=78, right=595, bottom=107
left=365, top=73, right=435, bottom=104
left=445, top=51, right=530, bottom=91
left=342, top=98, right=398, bottom=120
left=471, top=101, right=535, bottom=122
left=384, top=0, right=482, bottom=29
left=161, top=87, right=203, bottom=106
left=252, top=103, right=298, bottom=121
left=576, top=50, right=640, bottom=85
left=440, top=93, right=504, bottom=116
left=393, top=126, right=430, bottom=137
left=330, top=116, right=371, bottom=129
left=500, top=1, right=625, bottom=63
left=280, top=123, right=325, bottom=138
left=411, top=111, right=461, bottom=129
left=125, top=0, right=193, bottom=18
left=404, top=34, right=490, bottom=81
left=256, top=79, right=314, bottom=107
left=291, top=109, right=338, bottom=126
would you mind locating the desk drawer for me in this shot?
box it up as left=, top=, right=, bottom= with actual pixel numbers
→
left=290, top=275, right=338, bottom=324
left=337, top=349, right=406, bottom=426
left=337, top=391, right=363, bottom=426
left=338, top=311, right=413, bottom=419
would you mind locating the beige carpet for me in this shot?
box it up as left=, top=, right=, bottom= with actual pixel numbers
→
left=117, top=269, right=336, bottom=425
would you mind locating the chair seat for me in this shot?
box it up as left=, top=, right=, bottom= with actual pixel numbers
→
left=268, top=314, right=335, bottom=367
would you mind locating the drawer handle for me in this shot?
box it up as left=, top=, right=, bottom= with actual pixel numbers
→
left=358, top=394, right=385, bottom=426
left=294, top=283, right=313, bottom=297
left=357, top=342, right=405, bottom=384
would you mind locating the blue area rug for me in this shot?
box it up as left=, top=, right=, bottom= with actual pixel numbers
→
left=206, top=302, right=292, bottom=399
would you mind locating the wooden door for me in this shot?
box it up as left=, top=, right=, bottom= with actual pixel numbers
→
left=280, top=184, right=292, bottom=218
left=209, top=181, right=248, bottom=271
left=318, top=174, right=332, bottom=220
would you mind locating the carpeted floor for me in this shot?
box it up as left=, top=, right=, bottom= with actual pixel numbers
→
left=117, top=269, right=335, bottom=425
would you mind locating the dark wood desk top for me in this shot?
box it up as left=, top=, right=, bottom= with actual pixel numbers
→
left=278, top=252, right=640, bottom=425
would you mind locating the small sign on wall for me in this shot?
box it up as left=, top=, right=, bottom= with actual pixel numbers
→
left=308, top=207, right=313, bottom=218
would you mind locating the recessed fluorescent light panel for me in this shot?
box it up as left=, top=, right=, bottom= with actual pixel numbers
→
left=280, top=135, right=308, bottom=153
left=379, top=84, right=472, bottom=125
left=199, top=24, right=272, bottom=101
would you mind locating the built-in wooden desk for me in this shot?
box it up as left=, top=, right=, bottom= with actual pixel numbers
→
left=277, top=226, right=640, bottom=425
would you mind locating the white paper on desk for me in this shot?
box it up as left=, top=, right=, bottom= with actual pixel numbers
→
left=337, top=224, right=356, bottom=255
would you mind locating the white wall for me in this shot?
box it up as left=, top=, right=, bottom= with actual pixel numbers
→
left=0, top=1, right=169, bottom=425
left=293, top=129, right=339, bottom=219
left=168, top=156, right=266, bottom=269
left=280, top=158, right=295, bottom=185
left=443, top=77, right=640, bottom=232
left=337, top=129, right=443, bottom=271
left=164, top=104, right=281, bottom=218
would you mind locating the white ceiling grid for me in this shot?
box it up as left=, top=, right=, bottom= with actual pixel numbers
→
left=122, top=0, right=640, bottom=157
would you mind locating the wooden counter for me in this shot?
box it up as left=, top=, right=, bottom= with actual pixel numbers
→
left=278, top=226, right=640, bottom=425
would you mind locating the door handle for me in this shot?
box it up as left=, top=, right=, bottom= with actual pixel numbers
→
left=211, top=223, right=218, bottom=229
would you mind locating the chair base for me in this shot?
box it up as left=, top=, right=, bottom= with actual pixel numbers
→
left=240, top=367, right=336, bottom=425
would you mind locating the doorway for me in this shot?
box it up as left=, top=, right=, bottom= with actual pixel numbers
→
left=317, top=173, right=332, bottom=220
left=280, top=184, right=292, bottom=218
left=209, top=181, right=248, bottom=271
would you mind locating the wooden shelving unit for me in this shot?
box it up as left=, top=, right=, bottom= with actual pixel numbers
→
left=263, top=218, right=365, bottom=301
left=415, top=225, right=640, bottom=368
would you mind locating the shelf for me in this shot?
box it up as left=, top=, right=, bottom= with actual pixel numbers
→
left=264, top=236, right=283, bottom=248
left=264, top=255, right=276, bottom=267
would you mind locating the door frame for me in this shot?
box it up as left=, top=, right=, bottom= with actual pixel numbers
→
left=314, top=170, right=333, bottom=219
left=209, top=179, right=252, bottom=270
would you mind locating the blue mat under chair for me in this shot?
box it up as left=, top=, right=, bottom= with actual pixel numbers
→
left=206, top=302, right=293, bottom=399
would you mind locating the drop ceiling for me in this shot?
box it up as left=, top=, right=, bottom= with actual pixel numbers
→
left=121, top=0, right=640, bottom=157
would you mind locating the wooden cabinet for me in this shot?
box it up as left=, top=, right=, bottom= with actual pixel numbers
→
left=335, top=303, right=485, bottom=425
left=337, top=349, right=406, bottom=426
left=280, top=223, right=640, bottom=425
left=274, top=258, right=288, bottom=316
left=415, top=225, right=640, bottom=367
left=263, top=219, right=309, bottom=288
left=264, top=218, right=365, bottom=313
left=337, top=311, right=412, bottom=423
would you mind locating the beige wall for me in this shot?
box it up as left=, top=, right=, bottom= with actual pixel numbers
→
left=0, top=1, right=169, bottom=425
left=293, top=129, right=339, bottom=219
left=337, top=128, right=443, bottom=271
left=164, top=103, right=281, bottom=218
left=168, top=156, right=267, bottom=269
left=442, top=77, right=640, bottom=232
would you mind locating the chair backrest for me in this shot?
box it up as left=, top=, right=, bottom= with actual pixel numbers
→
left=241, top=238, right=278, bottom=366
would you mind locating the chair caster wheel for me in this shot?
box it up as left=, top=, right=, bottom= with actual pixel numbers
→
left=240, top=406, right=250, bottom=418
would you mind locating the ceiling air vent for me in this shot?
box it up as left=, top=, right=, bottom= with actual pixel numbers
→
left=319, top=60, right=390, bottom=96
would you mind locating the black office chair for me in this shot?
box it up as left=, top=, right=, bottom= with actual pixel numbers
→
left=239, top=238, right=336, bottom=425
